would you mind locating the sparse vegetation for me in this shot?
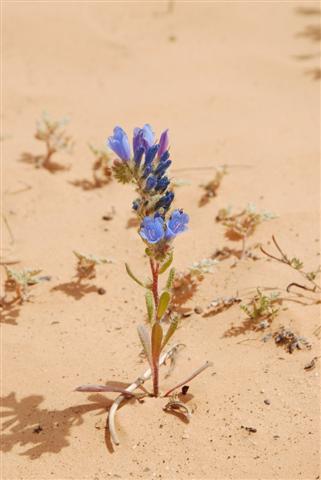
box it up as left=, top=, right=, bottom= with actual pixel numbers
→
left=199, top=166, right=227, bottom=206
left=73, top=251, right=113, bottom=281
left=216, top=203, right=276, bottom=259
left=4, top=267, right=43, bottom=303
left=261, top=236, right=321, bottom=293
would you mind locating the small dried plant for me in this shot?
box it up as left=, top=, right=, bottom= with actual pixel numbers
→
left=33, top=113, right=73, bottom=170
left=216, top=203, right=276, bottom=259
left=240, top=289, right=280, bottom=325
left=273, top=326, right=311, bottom=354
left=75, top=125, right=212, bottom=445
left=261, top=236, right=321, bottom=293
left=73, top=251, right=112, bottom=281
left=4, top=267, right=43, bottom=303
left=199, top=166, right=227, bottom=206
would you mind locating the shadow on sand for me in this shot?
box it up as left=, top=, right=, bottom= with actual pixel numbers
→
left=295, top=6, right=321, bottom=81
left=19, top=152, right=69, bottom=174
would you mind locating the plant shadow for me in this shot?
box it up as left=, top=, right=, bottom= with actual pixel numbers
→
left=19, top=152, right=69, bottom=174
left=223, top=316, right=272, bottom=338
left=295, top=6, right=321, bottom=81
left=69, top=178, right=110, bottom=191
left=0, top=300, right=21, bottom=325
left=51, top=280, right=99, bottom=300
left=170, top=273, right=203, bottom=316
left=0, top=392, right=112, bottom=459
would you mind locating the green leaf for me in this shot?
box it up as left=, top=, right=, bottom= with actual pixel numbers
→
left=145, top=290, right=154, bottom=322
left=125, top=263, right=145, bottom=287
left=166, top=267, right=176, bottom=290
left=161, top=317, right=178, bottom=350
left=151, top=322, right=163, bottom=362
left=157, top=291, right=171, bottom=320
left=137, top=325, right=152, bottom=367
left=159, top=252, right=173, bottom=274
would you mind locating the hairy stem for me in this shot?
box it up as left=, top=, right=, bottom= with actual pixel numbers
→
left=149, top=258, right=160, bottom=396
left=150, top=258, right=159, bottom=308
left=108, top=344, right=179, bottom=445
left=152, top=359, right=159, bottom=397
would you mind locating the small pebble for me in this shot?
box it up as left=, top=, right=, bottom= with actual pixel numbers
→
left=194, top=306, right=203, bottom=314
left=97, top=288, right=106, bottom=295
left=264, top=399, right=271, bottom=405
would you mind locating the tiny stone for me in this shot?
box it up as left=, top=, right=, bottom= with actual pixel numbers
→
left=33, top=425, right=43, bottom=434
left=194, top=306, right=203, bottom=314
left=97, top=288, right=106, bottom=295
left=264, top=399, right=271, bottom=405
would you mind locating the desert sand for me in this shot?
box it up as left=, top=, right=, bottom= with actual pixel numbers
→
left=1, top=1, right=320, bottom=479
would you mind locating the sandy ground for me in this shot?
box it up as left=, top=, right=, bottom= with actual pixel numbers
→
left=1, top=1, right=320, bottom=479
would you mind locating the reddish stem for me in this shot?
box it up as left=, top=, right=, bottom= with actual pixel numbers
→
left=150, top=258, right=160, bottom=396
left=150, top=258, right=159, bottom=308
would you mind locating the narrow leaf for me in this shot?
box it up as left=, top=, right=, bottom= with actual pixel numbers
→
left=151, top=322, right=163, bottom=362
left=75, top=385, right=134, bottom=397
left=159, top=252, right=173, bottom=274
left=166, top=267, right=176, bottom=290
left=157, top=291, right=171, bottom=320
left=161, top=317, right=178, bottom=350
left=145, top=290, right=154, bottom=323
left=125, top=263, right=145, bottom=287
left=137, top=324, right=152, bottom=366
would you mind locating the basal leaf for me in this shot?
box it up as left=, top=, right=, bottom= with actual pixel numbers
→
left=137, top=324, right=152, bottom=366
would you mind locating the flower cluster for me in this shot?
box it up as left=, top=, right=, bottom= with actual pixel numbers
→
left=107, top=124, right=189, bottom=258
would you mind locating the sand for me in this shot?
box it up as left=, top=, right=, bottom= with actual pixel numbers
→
left=1, top=1, right=320, bottom=479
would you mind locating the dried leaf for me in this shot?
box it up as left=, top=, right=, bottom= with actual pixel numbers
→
left=137, top=324, right=152, bottom=366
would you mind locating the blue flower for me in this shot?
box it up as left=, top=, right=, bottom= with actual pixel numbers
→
left=141, top=124, right=155, bottom=149
left=134, top=145, right=144, bottom=167
left=107, top=126, right=131, bottom=162
left=133, top=124, right=155, bottom=153
left=165, top=209, right=189, bottom=240
left=145, top=175, right=157, bottom=191
left=144, top=144, right=159, bottom=166
left=158, top=129, right=169, bottom=158
left=139, top=216, right=165, bottom=244
left=155, top=176, right=170, bottom=192
left=155, top=191, right=175, bottom=212
left=160, top=151, right=170, bottom=162
left=155, top=159, right=171, bottom=177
